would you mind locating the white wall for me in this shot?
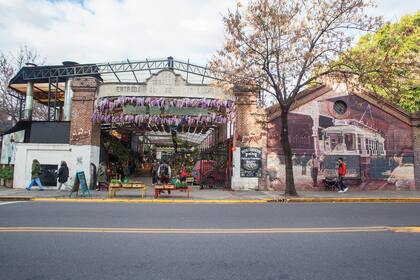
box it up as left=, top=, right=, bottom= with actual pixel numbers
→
left=231, top=148, right=259, bottom=190
left=14, top=143, right=99, bottom=189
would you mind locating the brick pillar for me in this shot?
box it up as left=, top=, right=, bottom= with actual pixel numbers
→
left=68, top=77, right=101, bottom=189
left=232, top=86, right=268, bottom=190
left=412, top=113, right=420, bottom=190
left=69, top=77, right=101, bottom=146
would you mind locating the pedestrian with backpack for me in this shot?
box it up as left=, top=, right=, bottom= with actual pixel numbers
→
left=157, top=161, right=171, bottom=184
left=26, top=159, right=43, bottom=191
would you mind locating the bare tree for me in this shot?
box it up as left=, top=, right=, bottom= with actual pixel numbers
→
left=0, top=45, right=47, bottom=123
left=211, top=0, right=382, bottom=196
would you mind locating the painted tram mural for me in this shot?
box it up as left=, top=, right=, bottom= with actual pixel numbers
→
left=267, top=94, right=415, bottom=191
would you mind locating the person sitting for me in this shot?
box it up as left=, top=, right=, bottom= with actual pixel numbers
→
left=157, top=161, right=172, bottom=184
left=157, top=161, right=172, bottom=194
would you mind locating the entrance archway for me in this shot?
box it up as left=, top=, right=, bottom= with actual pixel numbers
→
left=94, top=70, right=235, bottom=189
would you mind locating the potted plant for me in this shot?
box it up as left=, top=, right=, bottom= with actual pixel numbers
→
left=0, top=166, right=14, bottom=188
left=0, top=167, right=4, bottom=186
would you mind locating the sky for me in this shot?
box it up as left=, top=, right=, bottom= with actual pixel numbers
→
left=0, top=0, right=419, bottom=66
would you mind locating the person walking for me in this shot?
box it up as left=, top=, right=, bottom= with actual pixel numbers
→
left=151, top=161, right=159, bottom=185
left=97, top=162, right=108, bottom=191
left=26, top=159, right=43, bottom=191
left=337, top=157, right=348, bottom=193
left=180, top=163, right=188, bottom=182
left=57, top=161, right=69, bottom=190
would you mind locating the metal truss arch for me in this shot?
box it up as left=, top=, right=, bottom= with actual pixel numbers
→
left=18, top=57, right=220, bottom=85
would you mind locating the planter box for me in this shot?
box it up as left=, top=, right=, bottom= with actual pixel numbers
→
left=5, top=179, right=13, bottom=188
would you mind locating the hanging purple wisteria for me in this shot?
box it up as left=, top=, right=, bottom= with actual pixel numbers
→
left=92, top=96, right=236, bottom=126
left=96, top=96, right=234, bottom=114
left=91, top=112, right=233, bottom=126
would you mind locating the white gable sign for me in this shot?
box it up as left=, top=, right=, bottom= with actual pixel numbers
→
left=98, top=70, right=232, bottom=100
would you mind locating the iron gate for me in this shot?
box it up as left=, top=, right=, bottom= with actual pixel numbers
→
left=196, top=138, right=233, bottom=189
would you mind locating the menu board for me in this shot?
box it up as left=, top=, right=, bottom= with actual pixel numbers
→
left=240, top=147, right=262, bottom=177
left=70, top=171, right=90, bottom=197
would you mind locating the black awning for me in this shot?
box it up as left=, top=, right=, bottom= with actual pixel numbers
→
left=0, top=120, right=31, bottom=136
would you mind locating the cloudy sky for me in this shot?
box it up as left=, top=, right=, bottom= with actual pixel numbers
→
left=0, top=0, right=418, bottom=66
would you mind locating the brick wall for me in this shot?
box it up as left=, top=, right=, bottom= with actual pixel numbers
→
left=69, top=77, right=101, bottom=146
left=233, top=88, right=268, bottom=190
left=412, top=114, right=420, bottom=190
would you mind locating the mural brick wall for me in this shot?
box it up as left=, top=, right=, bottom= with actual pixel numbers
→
left=412, top=116, right=420, bottom=190
left=267, top=90, right=416, bottom=191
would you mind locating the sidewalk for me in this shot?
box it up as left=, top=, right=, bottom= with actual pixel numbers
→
left=1, top=186, right=420, bottom=203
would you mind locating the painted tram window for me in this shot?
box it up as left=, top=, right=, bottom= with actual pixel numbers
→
left=322, top=120, right=385, bottom=156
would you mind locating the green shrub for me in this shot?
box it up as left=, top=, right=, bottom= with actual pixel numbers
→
left=0, top=166, right=13, bottom=180
left=110, top=179, right=122, bottom=184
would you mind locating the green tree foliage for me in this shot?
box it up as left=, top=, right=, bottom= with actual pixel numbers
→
left=212, top=0, right=380, bottom=196
left=345, top=12, right=420, bottom=112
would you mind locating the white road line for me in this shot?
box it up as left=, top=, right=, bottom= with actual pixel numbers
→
left=0, top=201, right=25, bottom=206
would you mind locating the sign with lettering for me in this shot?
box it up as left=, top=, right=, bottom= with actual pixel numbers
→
left=98, top=70, right=233, bottom=100
left=240, top=147, right=262, bottom=177
left=69, top=171, right=91, bottom=197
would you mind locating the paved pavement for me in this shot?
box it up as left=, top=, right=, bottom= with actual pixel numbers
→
left=2, top=185, right=420, bottom=201
left=0, top=202, right=419, bottom=280
left=2, top=176, right=420, bottom=202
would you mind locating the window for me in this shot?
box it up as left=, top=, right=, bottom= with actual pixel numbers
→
left=333, top=100, right=347, bottom=115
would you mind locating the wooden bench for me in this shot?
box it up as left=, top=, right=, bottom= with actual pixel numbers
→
left=109, top=182, right=147, bottom=198
left=154, top=184, right=192, bottom=198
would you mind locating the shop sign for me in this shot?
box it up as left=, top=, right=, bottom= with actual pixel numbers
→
left=240, top=147, right=262, bottom=177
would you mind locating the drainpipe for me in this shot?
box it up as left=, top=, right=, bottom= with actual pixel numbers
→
left=63, top=78, right=73, bottom=121
left=23, top=81, right=33, bottom=120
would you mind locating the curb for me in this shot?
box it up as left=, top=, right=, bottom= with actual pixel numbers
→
left=284, top=197, right=420, bottom=203
left=2, top=196, right=420, bottom=203
left=0, top=196, right=32, bottom=201
left=30, top=198, right=272, bottom=203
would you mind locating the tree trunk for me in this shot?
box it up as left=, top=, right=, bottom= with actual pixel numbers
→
left=280, top=109, right=298, bottom=196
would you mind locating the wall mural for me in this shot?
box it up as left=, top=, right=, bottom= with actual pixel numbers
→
left=267, top=95, right=415, bottom=191
left=1, top=130, right=25, bottom=165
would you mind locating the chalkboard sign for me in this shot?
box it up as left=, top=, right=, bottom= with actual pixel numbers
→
left=240, top=147, right=262, bottom=177
left=69, top=171, right=91, bottom=197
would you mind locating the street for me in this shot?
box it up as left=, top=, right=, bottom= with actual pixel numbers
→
left=0, top=202, right=419, bottom=280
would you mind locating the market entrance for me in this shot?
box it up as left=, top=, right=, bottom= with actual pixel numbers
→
left=94, top=70, right=235, bottom=189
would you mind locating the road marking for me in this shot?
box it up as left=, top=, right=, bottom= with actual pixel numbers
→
left=388, top=227, right=420, bottom=233
left=0, top=201, right=24, bottom=206
left=0, top=226, right=418, bottom=234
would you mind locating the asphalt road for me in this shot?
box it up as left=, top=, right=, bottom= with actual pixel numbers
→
left=1, top=201, right=419, bottom=280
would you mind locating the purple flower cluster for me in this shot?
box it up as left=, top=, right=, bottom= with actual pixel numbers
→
left=97, top=96, right=234, bottom=113
left=93, top=96, right=236, bottom=126
left=92, top=112, right=233, bottom=126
